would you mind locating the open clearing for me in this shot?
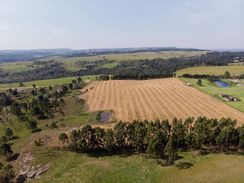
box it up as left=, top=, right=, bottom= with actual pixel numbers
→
left=176, top=66, right=244, bottom=76
left=0, top=75, right=97, bottom=90
left=81, top=78, right=244, bottom=123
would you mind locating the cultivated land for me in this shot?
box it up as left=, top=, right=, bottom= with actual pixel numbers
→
left=81, top=78, right=244, bottom=123
left=177, top=66, right=244, bottom=76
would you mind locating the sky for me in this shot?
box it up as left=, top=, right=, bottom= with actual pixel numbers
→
left=0, top=0, right=243, bottom=50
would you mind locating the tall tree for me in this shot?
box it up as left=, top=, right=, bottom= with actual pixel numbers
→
left=113, top=121, right=127, bottom=149
left=197, top=79, right=202, bottom=86
left=164, top=137, right=177, bottom=165
left=104, top=129, right=115, bottom=153
left=0, top=143, right=13, bottom=158
left=5, top=128, right=13, bottom=141
left=59, top=133, right=69, bottom=146
left=223, top=71, right=231, bottom=79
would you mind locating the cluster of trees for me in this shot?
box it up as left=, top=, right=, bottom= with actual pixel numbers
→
left=0, top=128, right=14, bottom=169
left=0, top=62, right=72, bottom=83
left=0, top=93, right=13, bottom=107
left=182, top=71, right=231, bottom=80
left=0, top=162, right=15, bottom=183
left=1, top=52, right=244, bottom=83
left=181, top=74, right=215, bottom=79
left=0, top=77, right=85, bottom=133
left=111, top=74, right=173, bottom=80
left=61, top=117, right=244, bottom=165
left=97, top=75, right=110, bottom=81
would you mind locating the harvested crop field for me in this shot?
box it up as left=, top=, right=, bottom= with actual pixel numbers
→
left=81, top=78, right=244, bottom=123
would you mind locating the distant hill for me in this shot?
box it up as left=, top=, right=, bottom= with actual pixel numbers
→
left=0, top=49, right=74, bottom=63
left=0, top=47, right=205, bottom=63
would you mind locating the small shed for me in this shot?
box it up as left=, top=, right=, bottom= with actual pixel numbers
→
left=219, top=94, right=240, bottom=102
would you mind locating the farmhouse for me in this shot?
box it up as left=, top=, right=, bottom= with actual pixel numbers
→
left=219, top=94, right=240, bottom=102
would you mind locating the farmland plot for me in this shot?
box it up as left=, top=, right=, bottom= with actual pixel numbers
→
left=81, top=78, right=244, bottom=123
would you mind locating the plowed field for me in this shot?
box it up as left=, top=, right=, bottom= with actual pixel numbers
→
left=81, top=78, right=244, bottom=123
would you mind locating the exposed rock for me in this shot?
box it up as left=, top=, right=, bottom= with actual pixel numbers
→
left=27, top=164, right=49, bottom=179
left=16, top=151, right=49, bottom=182
left=17, top=164, right=49, bottom=182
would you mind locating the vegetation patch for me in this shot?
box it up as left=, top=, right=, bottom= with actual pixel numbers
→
left=179, top=77, right=244, bottom=113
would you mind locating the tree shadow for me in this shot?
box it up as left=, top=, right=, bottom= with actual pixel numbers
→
left=86, top=149, right=136, bottom=158
left=11, top=136, right=19, bottom=140
left=7, top=153, right=20, bottom=162
left=175, top=162, right=193, bottom=169
left=32, top=128, right=42, bottom=133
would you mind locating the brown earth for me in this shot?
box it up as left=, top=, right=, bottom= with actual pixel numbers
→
left=81, top=78, right=244, bottom=124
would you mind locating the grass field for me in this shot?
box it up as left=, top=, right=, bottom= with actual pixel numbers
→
left=180, top=78, right=244, bottom=113
left=0, top=75, right=97, bottom=89
left=29, top=149, right=244, bottom=183
left=81, top=78, right=244, bottom=123
left=177, top=66, right=244, bottom=76
left=0, top=61, right=43, bottom=72
left=101, top=61, right=119, bottom=68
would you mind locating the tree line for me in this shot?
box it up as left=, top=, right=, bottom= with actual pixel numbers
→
left=59, top=117, right=244, bottom=165
left=1, top=52, right=243, bottom=83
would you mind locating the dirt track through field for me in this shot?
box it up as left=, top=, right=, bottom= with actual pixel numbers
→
left=81, top=78, right=244, bottom=123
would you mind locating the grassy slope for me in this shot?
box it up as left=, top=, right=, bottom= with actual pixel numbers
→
left=0, top=75, right=97, bottom=89
left=177, top=66, right=244, bottom=76
left=101, top=61, right=119, bottom=68
left=0, top=62, right=35, bottom=72
left=31, top=149, right=244, bottom=183
left=179, top=78, right=244, bottom=112
left=0, top=92, right=98, bottom=169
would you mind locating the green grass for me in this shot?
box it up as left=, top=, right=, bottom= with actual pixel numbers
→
left=0, top=75, right=97, bottom=89
left=0, top=61, right=42, bottom=72
left=176, top=66, right=244, bottom=76
left=0, top=114, right=32, bottom=153
left=31, top=149, right=244, bottom=183
left=179, top=78, right=244, bottom=112
left=101, top=61, right=119, bottom=68
left=51, top=95, right=99, bottom=127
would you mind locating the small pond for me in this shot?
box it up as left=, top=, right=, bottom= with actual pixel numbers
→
left=213, top=80, right=230, bottom=88
left=99, top=111, right=113, bottom=123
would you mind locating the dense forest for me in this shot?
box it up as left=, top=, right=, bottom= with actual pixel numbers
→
left=61, top=117, right=244, bottom=166
left=1, top=51, right=244, bottom=83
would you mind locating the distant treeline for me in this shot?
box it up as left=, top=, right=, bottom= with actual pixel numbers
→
left=0, top=48, right=203, bottom=63
left=63, top=47, right=205, bottom=58
left=1, top=52, right=244, bottom=83
left=61, top=117, right=244, bottom=165
left=181, top=73, right=244, bottom=80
